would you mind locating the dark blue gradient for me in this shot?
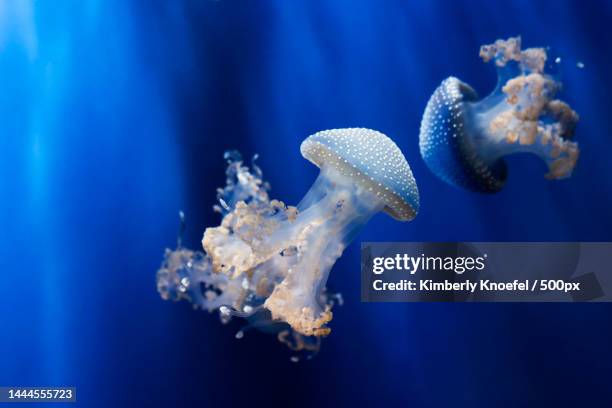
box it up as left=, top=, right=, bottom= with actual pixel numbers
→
left=1, top=1, right=611, bottom=406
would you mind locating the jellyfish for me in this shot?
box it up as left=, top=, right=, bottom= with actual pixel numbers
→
left=419, top=36, right=580, bottom=192
left=203, top=128, right=419, bottom=336
left=156, top=129, right=419, bottom=355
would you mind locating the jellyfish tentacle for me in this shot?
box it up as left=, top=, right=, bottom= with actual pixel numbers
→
left=264, top=165, right=385, bottom=336
left=156, top=150, right=345, bottom=353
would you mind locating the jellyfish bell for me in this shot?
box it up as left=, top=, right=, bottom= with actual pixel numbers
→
left=203, top=128, right=420, bottom=337
left=419, top=36, right=580, bottom=193
left=300, top=128, right=419, bottom=221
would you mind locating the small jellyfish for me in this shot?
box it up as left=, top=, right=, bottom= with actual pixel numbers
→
left=419, top=36, right=580, bottom=192
left=203, top=128, right=419, bottom=336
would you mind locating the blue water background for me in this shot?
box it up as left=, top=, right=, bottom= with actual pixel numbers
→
left=1, top=1, right=611, bottom=406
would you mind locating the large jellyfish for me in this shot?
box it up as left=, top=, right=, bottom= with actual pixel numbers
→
left=157, top=128, right=419, bottom=354
left=203, top=128, right=419, bottom=336
left=419, top=36, right=580, bottom=193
